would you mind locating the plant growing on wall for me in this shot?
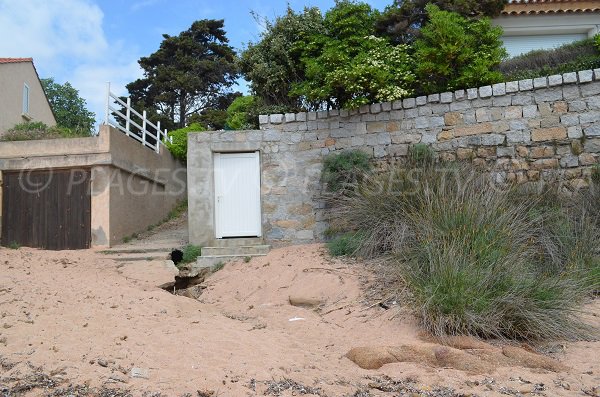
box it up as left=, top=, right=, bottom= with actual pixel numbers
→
left=322, top=150, right=372, bottom=192
left=165, top=122, right=206, bottom=162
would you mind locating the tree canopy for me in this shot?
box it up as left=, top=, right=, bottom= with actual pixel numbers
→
left=414, top=4, right=506, bottom=93
left=127, top=19, right=238, bottom=129
left=41, top=78, right=95, bottom=135
left=376, top=0, right=508, bottom=43
left=240, top=7, right=324, bottom=110
left=291, top=0, right=415, bottom=108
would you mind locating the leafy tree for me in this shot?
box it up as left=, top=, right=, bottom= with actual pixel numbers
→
left=414, top=4, right=506, bottom=94
left=41, top=78, right=95, bottom=135
left=240, top=7, right=325, bottom=110
left=189, top=92, right=241, bottom=130
left=376, top=0, right=507, bottom=43
left=292, top=0, right=415, bottom=108
left=127, top=19, right=238, bottom=129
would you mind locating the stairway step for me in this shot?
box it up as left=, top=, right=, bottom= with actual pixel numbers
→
left=102, top=252, right=170, bottom=262
left=210, top=237, right=264, bottom=247
left=99, top=244, right=180, bottom=254
left=201, top=245, right=270, bottom=256
left=195, top=253, right=267, bottom=269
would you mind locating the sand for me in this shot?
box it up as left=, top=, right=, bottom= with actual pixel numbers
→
left=0, top=244, right=598, bottom=396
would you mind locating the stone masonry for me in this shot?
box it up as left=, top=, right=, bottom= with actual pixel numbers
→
left=188, top=69, right=600, bottom=246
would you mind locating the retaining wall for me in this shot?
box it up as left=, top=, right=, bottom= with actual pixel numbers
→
left=188, top=69, right=600, bottom=246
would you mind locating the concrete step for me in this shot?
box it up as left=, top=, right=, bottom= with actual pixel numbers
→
left=99, top=243, right=181, bottom=255
left=201, top=244, right=270, bottom=256
left=210, top=237, right=264, bottom=247
left=102, top=252, right=170, bottom=262
left=195, top=253, right=267, bottom=269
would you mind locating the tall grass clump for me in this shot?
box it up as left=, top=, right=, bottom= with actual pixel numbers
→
left=328, top=160, right=597, bottom=340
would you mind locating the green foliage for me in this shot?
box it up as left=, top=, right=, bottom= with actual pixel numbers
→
left=127, top=20, right=238, bottom=129
left=328, top=232, right=363, bottom=257
left=212, top=262, right=225, bottom=272
left=225, top=95, right=256, bottom=130
left=181, top=245, right=202, bottom=264
left=322, top=150, right=372, bottom=192
left=165, top=123, right=206, bottom=162
left=166, top=200, right=188, bottom=222
left=595, top=34, right=600, bottom=51
left=328, top=162, right=597, bottom=340
left=1, top=122, right=92, bottom=141
left=41, top=78, right=95, bottom=135
left=240, top=7, right=324, bottom=110
left=408, top=143, right=435, bottom=166
left=292, top=1, right=415, bottom=108
left=499, top=39, right=600, bottom=81
left=376, top=0, right=507, bottom=43
left=414, top=5, right=506, bottom=94
left=592, top=164, right=600, bottom=185
left=188, top=92, right=241, bottom=130
left=6, top=241, right=20, bottom=250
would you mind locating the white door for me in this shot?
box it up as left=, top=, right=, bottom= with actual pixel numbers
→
left=214, top=151, right=262, bottom=238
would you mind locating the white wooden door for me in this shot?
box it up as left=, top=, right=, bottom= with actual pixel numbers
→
left=214, top=151, right=262, bottom=238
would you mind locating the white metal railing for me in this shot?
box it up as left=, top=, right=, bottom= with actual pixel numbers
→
left=104, top=82, right=171, bottom=153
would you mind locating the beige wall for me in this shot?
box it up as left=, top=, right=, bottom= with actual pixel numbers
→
left=0, top=62, right=56, bottom=134
left=0, top=126, right=186, bottom=247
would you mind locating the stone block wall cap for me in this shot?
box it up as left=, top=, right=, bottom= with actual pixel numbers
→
left=578, top=69, right=593, bottom=83
left=255, top=68, right=596, bottom=124
left=563, top=72, right=578, bottom=84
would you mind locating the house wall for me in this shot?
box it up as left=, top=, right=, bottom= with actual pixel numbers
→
left=188, top=69, right=600, bottom=247
left=493, top=13, right=600, bottom=57
left=0, top=125, right=186, bottom=247
left=0, top=62, right=56, bottom=134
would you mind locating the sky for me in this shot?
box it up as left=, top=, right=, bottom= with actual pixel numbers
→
left=0, top=0, right=390, bottom=128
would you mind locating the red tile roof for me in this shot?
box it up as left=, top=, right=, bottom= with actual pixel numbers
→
left=0, top=57, right=33, bottom=64
left=502, top=0, right=600, bottom=15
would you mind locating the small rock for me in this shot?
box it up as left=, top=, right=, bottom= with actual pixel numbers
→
left=288, top=295, right=323, bottom=309
left=97, top=358, right=109, bottom=367
left=130, top=367, right=149, bottom=379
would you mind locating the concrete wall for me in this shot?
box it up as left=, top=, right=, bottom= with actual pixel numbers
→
left=188, top=69, right=600, bottom=247
left=0, top=125, right=186, bottom=247
left=0, top=62, right=56, bottom=134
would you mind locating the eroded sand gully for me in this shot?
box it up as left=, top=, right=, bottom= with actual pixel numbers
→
left=0, top=244, right=598, bottom=396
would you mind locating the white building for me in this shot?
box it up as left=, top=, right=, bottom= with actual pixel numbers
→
left=493, top=0, right=600, bottom=57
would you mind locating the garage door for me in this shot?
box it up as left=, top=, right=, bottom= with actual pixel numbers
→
left=1, top=169, right=91, bottom=250
left=503, top=33, right=587, bottom=57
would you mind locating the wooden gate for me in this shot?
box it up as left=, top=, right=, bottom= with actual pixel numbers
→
left=1, top=169, right=91, bottom=250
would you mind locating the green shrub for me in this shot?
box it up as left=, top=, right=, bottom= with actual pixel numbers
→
left=322, top=150, right=372, bottom=192
left=181, top=244, right=202, bottom=264
left=165, top=123, right=206, bottom=162
left=6, top=241, right=20, bottom=250
left=592, top=164, right=600, bottom=185
left=327, top=232, right=363, bottom=257
left=414, top=4, right=506, bottom=94
left=596, top=34, right=600, bottom=51
left=408, top=143, right=435, bottom=166
left=328, top=162, right=597, bottom=340
left=1, top=122, right=92, bottom=141
left=225, top=95, right=256, bottom=130
left=499, top=38, right=600, bottom=81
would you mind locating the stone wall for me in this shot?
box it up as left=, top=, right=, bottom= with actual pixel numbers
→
left=188, top=69, right=600, bottom=246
